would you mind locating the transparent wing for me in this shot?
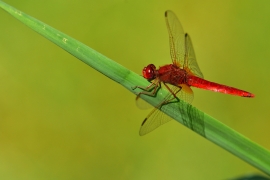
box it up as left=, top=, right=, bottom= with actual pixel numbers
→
left=165, top=11, right=204, bottom=78
left=139, top=84, right=193, bottom=136
left=184, top=34, right=204, bottom=78
left=139, top=107, right=171, bottom=136
left=165, top=10, right=185, bottom=68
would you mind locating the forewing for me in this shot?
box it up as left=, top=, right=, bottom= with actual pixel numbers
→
left=184, top=34, right=204, bottom=78
left=139, top=107, right=172, bottom=136
left=165, top=10, right=185, bottom=68
left=139, top=84, right=193, bottom=136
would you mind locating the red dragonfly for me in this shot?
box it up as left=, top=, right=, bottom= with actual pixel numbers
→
left=134, top=10, right=255, bottom=136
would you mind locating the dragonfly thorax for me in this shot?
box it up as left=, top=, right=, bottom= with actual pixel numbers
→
left=158, top=64, right=188, bottom=85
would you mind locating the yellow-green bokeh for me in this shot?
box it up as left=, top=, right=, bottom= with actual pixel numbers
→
left=0, top=0, right=269, bottom=179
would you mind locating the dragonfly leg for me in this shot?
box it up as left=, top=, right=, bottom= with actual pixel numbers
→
left=133, top=82, right=161, bottom=100
left=132, top=81, right=156, bottom=91
left=161, top=82, right=182, bottom=105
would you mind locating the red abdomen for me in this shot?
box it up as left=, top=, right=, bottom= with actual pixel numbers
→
left=187, top=75, right=254, bottom=97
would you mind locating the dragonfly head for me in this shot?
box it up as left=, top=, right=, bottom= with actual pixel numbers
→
left=143, top=64, right=156, bottom=80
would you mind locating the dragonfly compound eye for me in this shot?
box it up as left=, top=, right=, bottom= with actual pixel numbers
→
left=143, top=64, right=156, bottom=80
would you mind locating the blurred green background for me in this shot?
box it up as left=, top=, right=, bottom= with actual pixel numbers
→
left=0, top=0, right=269, bottom=179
